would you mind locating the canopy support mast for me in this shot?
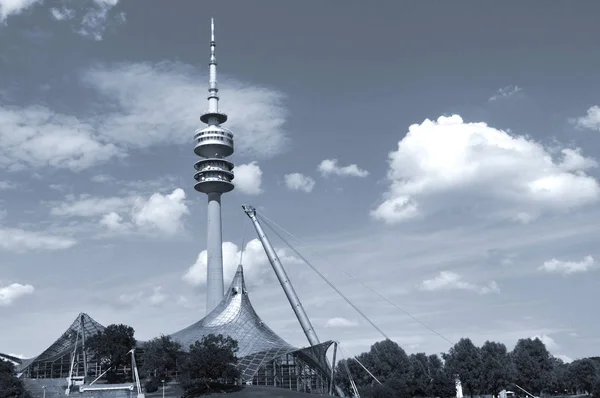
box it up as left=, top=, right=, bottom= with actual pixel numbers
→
left=242, top=205, right=320, bottom=347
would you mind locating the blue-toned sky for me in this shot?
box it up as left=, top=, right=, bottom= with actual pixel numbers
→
left=1, top=0, right=600, bottom=364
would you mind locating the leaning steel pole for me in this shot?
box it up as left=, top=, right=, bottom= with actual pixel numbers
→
left=243, top=205, right=320, bottom=347
left=80, top=314, right=87, bottom=381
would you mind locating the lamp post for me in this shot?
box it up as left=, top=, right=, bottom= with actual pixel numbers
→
left=161, top=379, right=165, bottom=398
left=42, top=386, right=46, bottom=398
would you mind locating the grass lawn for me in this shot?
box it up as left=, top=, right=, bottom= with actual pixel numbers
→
left=145, top=383, right=319, bottom=398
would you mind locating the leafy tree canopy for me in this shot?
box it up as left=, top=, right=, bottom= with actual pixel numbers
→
left=443, top=338, right=482, bottom=396
left=179, top=334, right=240, bottom=384
left=338, top=335, right=600, bottom=398
left=141, top=334, right=182, bottom=380
left=479, top=340, right=513, bottom=395
left=86, top=323, right=136, bottom=383
left=512, top=338, right=553, bottom=395
left=0, top=360, right=30, bottom=398
left=569, top=358, right=599, bottom=393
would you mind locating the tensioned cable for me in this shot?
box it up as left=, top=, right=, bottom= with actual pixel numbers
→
left=341, top=356, right=361, bottom=397
left=238, top=213, right=248, bottom=266
left=256, top=211, right=454, bottom=346
left=257, top=213, right=390, bottom=341
left=256, top=211, right=538, bottom=397
left=338, top=342, right=382, bottom=386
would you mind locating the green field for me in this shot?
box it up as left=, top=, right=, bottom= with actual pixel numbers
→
left=147, top=383, right=318, bottom=398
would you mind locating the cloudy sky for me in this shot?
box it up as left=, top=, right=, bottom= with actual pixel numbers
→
left=1, top=0, right=600, bottom=364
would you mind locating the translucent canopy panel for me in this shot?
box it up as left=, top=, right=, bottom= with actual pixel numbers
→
left=16, top=313, right=105, bottom=373
left=170, top=264, right=332, bottom=380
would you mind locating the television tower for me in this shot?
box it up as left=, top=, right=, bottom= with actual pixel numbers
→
left=193, top=18, right=235, bottom=314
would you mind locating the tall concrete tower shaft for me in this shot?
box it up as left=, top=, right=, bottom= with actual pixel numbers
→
left=193, top=18, right=235, bottom=314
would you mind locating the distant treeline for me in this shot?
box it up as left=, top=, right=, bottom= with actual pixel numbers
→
left=335, top=337, right=600, bottom=398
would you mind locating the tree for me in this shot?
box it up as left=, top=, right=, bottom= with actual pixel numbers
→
left=592, top=379, right=600, bottom=398
left=409, top=353, right=431, bottom=397
left=366, top=339, right=412, bottom=388
left=335, top=358, right=367, bottom=397
left=443, top=338, right=482, bottom=397
left=569, top=358, right=599, bottom=393
left=331, top=336, right=600, bottom=398
left=86, top=323, right=136, bottom=383
left=346, top=352, right=375, bottom=387
left=511, top=338, right=553, bottom=395
left=431, top=371, right=456, bottom=398
left=429, top=354, right=456, bottom=398
left=341, top=339, right=412, bottom=395
left=141, top=335, right=182, bottom=380
left=548, top=357, right=570, bottom=395
left=0, top=360, right=31, bottom=398
left=179, top=334, right=240, bottom=385
left=479, top=341, right=513, bottom=395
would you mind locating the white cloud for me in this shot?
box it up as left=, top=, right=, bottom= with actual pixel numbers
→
left=183, top=238, right=301, bottom=287
left=48, top=184, right=66, bottom=192
left=50, top=5, right=74, bottom=20
left=176, top=296, right=190, bottom=308
left=117, top=291, right=143, bottom=305
left=51, top=195, right=134, bottom=217
left=0, top=181, right=16, bottom=190
left=91, top=174, right=114, bottom=183
left=0, top=0, right=122, bottom=39
left=556, top=354, right=573, bottom=363
left=559, top=148, right=598, bottom=171
left=0, top=105, right=123, bottom=172
left=489, top=85, right=522, bottom=101
left=51, top=188, right=189, bottom=236
left=77, top=0, right=122, bottom=40
left=538, top=255, right=595, bottom=275
left=318, top=159, right=369, bottom=178
left=284, top=173, right=315, bottom=193
left=99, top=212, right=127, bottom=232
left=0, top=61, right=288, bottom=173
left=0, top=283, right=34, bottom=306
left=533, top=334, right=559, bottom=350
left=572, top=105, right=600, bottom=131
left=118, top=286, right=168, bottom=307
left=148, top=286, right=168, bottom=306
left=372, top=115, right=600, bottom=224
left=118, top=176, right=181, bottom=195
left=82, top=62, right=288, bottom=158
left=420, top=271, right=500, bottom=295
left=532, top=335, right=572, bottom=364
left=0, top=0, right=39, bottom=21
left=48, top=0, right=123, bottom=40
left=131, top=189, right=189, bottom=235
left=325, top=317, right=359, bottom=328
left=0, top=228, right=76, bottom=252
left=234, top=162, right=263, bottom=195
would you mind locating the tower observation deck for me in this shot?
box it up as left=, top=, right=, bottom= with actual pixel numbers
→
left=194, top=18, right=235, bottom=314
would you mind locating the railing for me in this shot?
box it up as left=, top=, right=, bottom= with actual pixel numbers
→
left=202, top=110, right=227, bottom=117
left=194, top=129, right=234, bottom=139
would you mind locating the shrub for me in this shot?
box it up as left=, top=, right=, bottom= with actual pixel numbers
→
left=144, top=378, right=159, bottom=393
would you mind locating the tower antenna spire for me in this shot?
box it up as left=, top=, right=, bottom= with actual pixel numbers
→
left=194, top=18, right=235, bottom=314
left=211, top=17, right=215, bottom=42
left=207, top=17, right=219, bottom=113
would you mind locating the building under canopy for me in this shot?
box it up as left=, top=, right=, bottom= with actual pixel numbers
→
left=15, top=313, right=105, bottom=380
left=11, top=265, right=333, bottom=394
left=170, top=264, right=334, bottom=393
